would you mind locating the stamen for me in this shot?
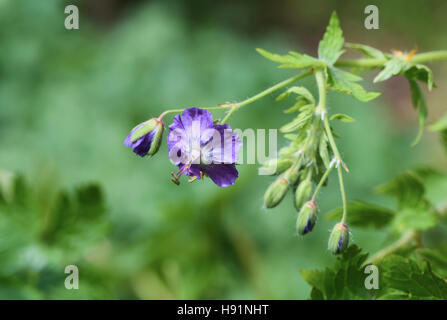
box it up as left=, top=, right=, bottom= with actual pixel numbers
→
left=170, top=160, right=194, bottom=185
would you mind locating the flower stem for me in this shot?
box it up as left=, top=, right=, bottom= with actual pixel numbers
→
left=335, top=50, right=447, bottom=68
left=311, top=166, right=333, bottom=201
left=315, top=69, right=348, bottom=223
left=159, top=70, right=313, bottom=123
left=367, top=230, right=418, bottom=264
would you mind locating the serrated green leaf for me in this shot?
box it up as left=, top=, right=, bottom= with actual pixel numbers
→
left=329, top=113, right=355, bottom=123
left=256, top=48, right=324, bottom=69
left=326, top=201, right=394, bottom=229
left=417, top=246, right=447, bottom=278
left=392, top=204, right=438, bottom=232
left=300, top=245, right=371, bottom=300
left=409, top=80, right=428, bottom=146
left=379, top=255, right=447, bottom=299
left=286, top=86, right=315, bottom=104
left=283, top=99, right=308, bottom=114
left=318, top=12, right=345, bottom=65
left=345, top=43, right=385, bottom=59
left=374, top=57, right=409, bottom=83
left=405, top=64, right=434, bottom=90
left=375, top=171, right=425, bottom=209
left=327, top=67, right=381, bottom=102
left=280, top=105, right=314, bottom=133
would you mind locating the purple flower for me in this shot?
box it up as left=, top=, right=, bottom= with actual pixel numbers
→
left=167, top=108, right=242, bottom=187
left=124, top=118, right=164, bottom=157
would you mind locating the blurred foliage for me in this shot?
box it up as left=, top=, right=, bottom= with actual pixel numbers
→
left=0, top=0, right=446, bottom=299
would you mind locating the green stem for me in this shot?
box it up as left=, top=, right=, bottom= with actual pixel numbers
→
left=159, top=105, right=232, bottom=120
left=311, top=166, right=333, bottom=201
left=159, top=70, right=313, bottom=123
left=335, top=50, right=447, bottom=68
left=367, top=230, right=418, bottom=264
left=315, top=69, right=348, bottom=223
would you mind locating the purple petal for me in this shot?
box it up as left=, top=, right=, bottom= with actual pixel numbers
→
left=202, top=124, right=242, bottom=164
left=167, top=108, right=216, bottom=165
left=124, top=122, right=156, bottom=157
left=180, top=108, right=214, bottom=134
left=204, top=164, right=238, bottom=187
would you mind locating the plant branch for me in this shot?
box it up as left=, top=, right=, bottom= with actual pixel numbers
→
left=335, top=50, right=447, bottom=68
left=315, top=69, right=348, bottom=223
left=367, top=230, right=418, bottom=265
left=159, top=70, right=313, bottom=122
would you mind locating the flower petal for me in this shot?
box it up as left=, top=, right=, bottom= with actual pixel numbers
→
left=124, top=122, right=156, bottom=157
left=204, top=164, right=238, bottom=187
left=201, top=124, right=242, bottom=164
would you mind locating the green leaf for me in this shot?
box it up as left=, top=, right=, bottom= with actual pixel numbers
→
left=345, top=43, right=385, bottom=59
left=379, top=255, right=447, bottom=299
left=391, top=204, right=438, bottom=232
left=429, top=112, right=447, bottom=132
left=256, top=48, right=324, bottom=69
left=276, top=86, right=315, bottom=104
left=374, top=57, right=409, bottom=83
left=375, top=171, right=425, bottom=209
left=300, top=245, right=371, bottom=300
left=417, top=246, right=447, bottom=278
left=413, top=168, right=447, bottom=212
left=326, top=201, right=394, bottom=229
left=318, top=12, right=345, bottom=65
left=405, top=64, right=434, bottom=90
left=283, top=99, right=308, bottom=114
left=409, top=80, right=428, bottom=146
left=327, top=67, right=381, bottom=102
left=329, top=113, right=355, bottom=123
left=280, top=105, right=314, bottom=133
left=41, top=184, right=106, bottom=243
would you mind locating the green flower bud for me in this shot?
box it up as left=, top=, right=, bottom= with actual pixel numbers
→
left=296, top=200, right=317, bottom=235
left=264, top=177, right=289, bottom=209
left=125, top=118, right=164, bottom=157
left=328, top=222, right=350, bottom=254
left=284, top=167, right=299, bottom=186
left=294, top=179, right=312, bottom=210
left=261, top=159, right=293, bottom=175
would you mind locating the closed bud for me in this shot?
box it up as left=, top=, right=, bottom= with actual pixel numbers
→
left=296, top=200, right=317, bottom=235
left=294, top=179, right=312, bottom=210
left=124, top=118, right=164, bottom=157
left=328, top=222, right=349, bottom=254
left=284, top=167, right=299, bottom=186
left=261, top=159, right=293, bottom=175
left=264, top=177, right=289, bottom=209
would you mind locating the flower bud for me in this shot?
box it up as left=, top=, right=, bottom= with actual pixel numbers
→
left=261, top=159, right=293, bottom=175
left=264, top=177, right=289, bottom=209
left=328, top=222, right=349, bottom=254
left=296, top=200, right=317, bottom=235
left=294, top=179, right=312, bottom=210
left=284, top=167, right=299, bottom=186
left=124, top=118, right=164, bottom=157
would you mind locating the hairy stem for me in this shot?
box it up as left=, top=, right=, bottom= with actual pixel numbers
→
left=315, top=69, right=348, bottom=223
left=367, top=230, right=418, bottom=264
left=311, top=166, right=333, bottom=201
left=335, top=50, right=447, bottom=68
left=160, top=70, right=313, bottom=122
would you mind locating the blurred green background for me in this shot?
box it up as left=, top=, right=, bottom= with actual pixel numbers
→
left=0, top=0, right=446, bottom=299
